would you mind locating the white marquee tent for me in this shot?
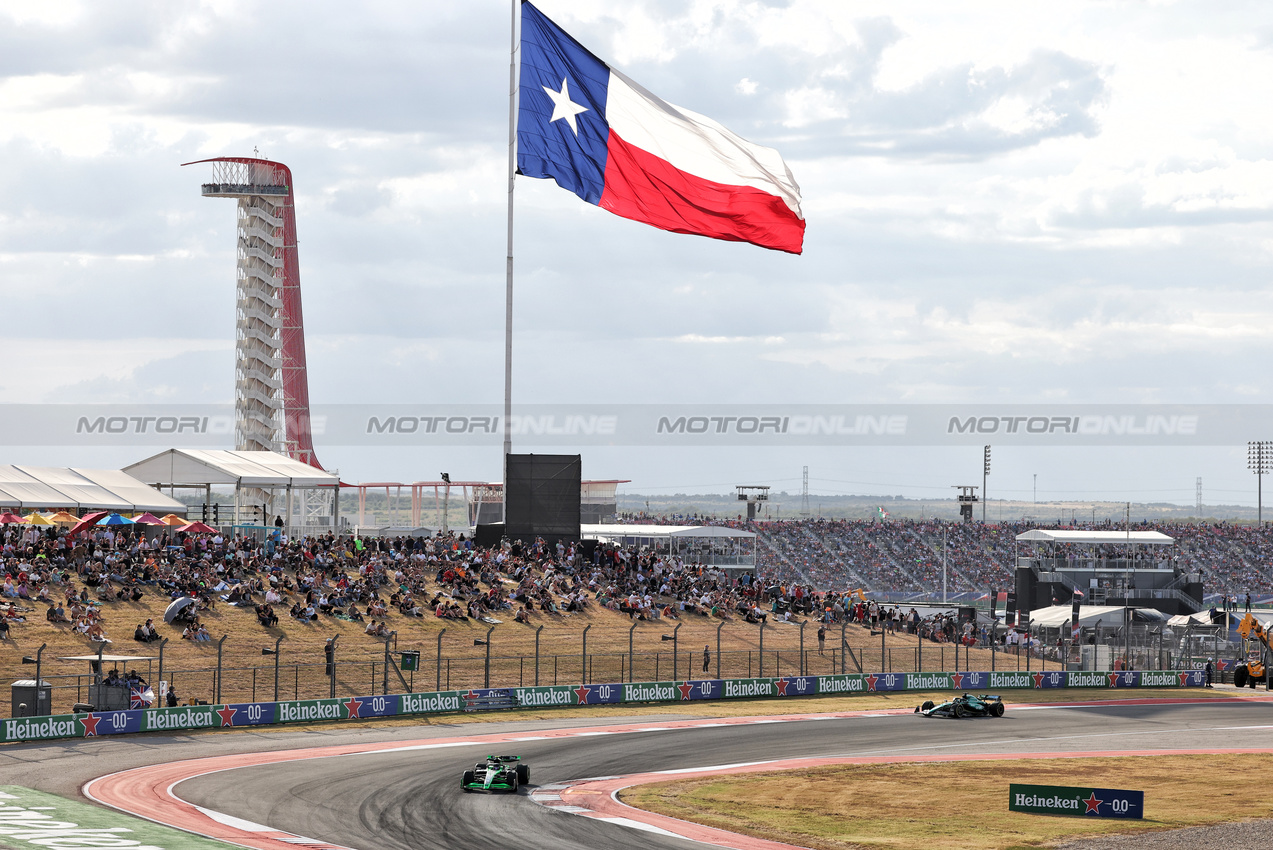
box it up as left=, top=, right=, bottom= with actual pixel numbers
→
left=124, top=449, right=340, bottom=531
left=1025, top=604, right=1169, bottom=629
left=0, top=465, right=186, bottom=513
left=581, top=524, right=756, bottom=568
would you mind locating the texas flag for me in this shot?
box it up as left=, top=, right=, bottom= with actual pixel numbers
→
left=517, top=2, right=805, bottom=254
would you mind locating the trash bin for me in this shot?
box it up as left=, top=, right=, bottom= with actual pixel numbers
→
left=11, top=679, right=52, bottom=718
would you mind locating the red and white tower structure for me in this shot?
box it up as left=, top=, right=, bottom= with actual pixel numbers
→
left=183, top=157, right=322, bottom=469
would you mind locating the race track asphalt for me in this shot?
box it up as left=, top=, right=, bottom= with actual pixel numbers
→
left=149, top=700, right=1273, bottom=850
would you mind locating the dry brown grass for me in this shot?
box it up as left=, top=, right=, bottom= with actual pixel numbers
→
left=622, top=754, right=1273, bottom=850
left=0, top=584, right=1100, bottom=711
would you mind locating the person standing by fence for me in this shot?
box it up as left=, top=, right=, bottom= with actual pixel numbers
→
left=702, top=644, right=710, bottom=673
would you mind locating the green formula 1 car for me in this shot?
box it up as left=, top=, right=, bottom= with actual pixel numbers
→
left=914, top=693, right=1006, bottom=718
left=461, top=755, right=530, bottom=793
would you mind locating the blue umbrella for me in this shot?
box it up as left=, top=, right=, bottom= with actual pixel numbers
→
left=97, top=513, right=135, bottom=526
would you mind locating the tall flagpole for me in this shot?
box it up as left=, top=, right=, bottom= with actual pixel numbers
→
left=503, top=0, right=519, bottom=517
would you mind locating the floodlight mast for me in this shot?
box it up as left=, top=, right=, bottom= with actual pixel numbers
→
left=183, top=157, right=322, bottom=471
left=1251, top=441, right=1272, bottom=524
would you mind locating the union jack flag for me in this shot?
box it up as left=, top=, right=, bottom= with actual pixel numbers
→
left=130, top=686, right=152, bottom=709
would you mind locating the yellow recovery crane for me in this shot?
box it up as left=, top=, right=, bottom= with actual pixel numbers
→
left=1234, top=613, right=1270, bottom=689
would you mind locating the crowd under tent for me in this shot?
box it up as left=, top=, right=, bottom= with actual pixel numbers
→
left=124, top=449, right=340, bottom=534
left=581, top=524, right=756, bottom=571
left=0, top=465, right=186, bottom=514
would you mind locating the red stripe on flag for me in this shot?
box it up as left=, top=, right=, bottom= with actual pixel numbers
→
left=599, top=131, right=805, bottom=254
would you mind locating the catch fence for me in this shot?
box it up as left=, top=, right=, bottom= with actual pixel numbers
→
left=24, top=623, right=1158, bottom=715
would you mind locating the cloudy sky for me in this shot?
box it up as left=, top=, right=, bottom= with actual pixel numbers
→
left=1, top=0, right=1271, bottom=508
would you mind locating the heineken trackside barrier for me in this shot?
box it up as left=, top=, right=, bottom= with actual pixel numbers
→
left=0, top=785, right=235, bottom=849
left=1009, top=783, right=1144, bottom=819
left=0, top=671, right=1204, bottom=744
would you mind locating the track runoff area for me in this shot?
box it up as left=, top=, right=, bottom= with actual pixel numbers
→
left=0, top=684, right=1257, bottom=850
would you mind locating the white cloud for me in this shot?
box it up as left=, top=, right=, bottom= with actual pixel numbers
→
left=0, top=0, right=1271, bottom=500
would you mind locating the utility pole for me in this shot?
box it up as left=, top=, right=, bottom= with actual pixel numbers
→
left=982, top=446, right=991, bottom=523
left=801, top=466, right=810, bottom=516
left=1033, top=473, right=1037, bottom=509
left=1196, top=476, right=1202, bottom=518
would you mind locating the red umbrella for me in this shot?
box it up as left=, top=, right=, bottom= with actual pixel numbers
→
left=0, top=513, right=23, bottom=524
left=132, top=513, right=166, bottom=525
left=178, top=521, right=217, bottom=534
left=66, top=511, right=110, bottom=540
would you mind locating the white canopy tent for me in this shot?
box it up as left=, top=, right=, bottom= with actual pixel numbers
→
left=16, top=466, right=135, bottom=511
left=0, top=464, right=185, bottom=513
left=125, top=450, right=337, bottom=489
left=581, top=524, right=756, bottom=569
left=124, top=449, right=340, bottom=533
left=1026, top=604, right=1169, bottom=629
left=0, top=466, right=79, bottom=510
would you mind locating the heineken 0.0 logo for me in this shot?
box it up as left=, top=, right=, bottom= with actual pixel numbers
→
left=1009, top=783, right=1143, bottom=819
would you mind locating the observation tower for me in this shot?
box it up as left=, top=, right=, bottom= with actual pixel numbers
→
left=183, top=157, right=322, bottom=469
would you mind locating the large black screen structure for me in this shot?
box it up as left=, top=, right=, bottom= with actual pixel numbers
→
left=504, top=453, right=582, bottom=542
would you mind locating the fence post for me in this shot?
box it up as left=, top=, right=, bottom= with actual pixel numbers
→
left=759, top=621, right=765, bottom=678
left=157, top=638, right=168, bottom=699
left=671, top=622, right=681, bottom=680
left=629, top=622, right=637, bottom=683
left=581, top=624, right=592, bottom=684
left=716, top=620, right=725, bottom=680
left=482, top=625, right=494, bottom=688
left=535, top=625, right=543, bottom=686
left=383, top=631, right=396, bottom=695
left=799, top=621, right=806, bottom=676
left=880, top=619, right=885, bottom=672
left=328, top=634, right=340, bottom=699
left=271, top=635, right=284, bottom=702
left=216, top=634, right=228, bottom=705
left=435, top=628, right=446, bottom=692
left=840, top=622, right=847, bottom=674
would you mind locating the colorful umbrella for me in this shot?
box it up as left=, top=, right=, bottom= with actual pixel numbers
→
left=159, top=514, right=188, bottom=526
left=131, top=513, right=165, bottom=525
left=0, top=513, right=23, bottom=524
left=178, top=521, right=217, bottom=534
left=66, top=511, right=109, bottom=540
left=97, top=513, right=135, bottom=526
left=48, top=511, right=79, bottom=525
left=23, top=513, right=53, bottom=526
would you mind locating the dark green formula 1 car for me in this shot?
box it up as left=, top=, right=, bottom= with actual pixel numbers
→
left=914, top=693, right=1006, bottom=718
left=461, top=755, right=530, bottom=793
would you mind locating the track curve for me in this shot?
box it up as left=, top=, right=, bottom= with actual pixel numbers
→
left=81, top=697, right=1273, bottom=850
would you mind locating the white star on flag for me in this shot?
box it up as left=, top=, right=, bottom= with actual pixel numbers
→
left=542, top=77, right=588, bottom=135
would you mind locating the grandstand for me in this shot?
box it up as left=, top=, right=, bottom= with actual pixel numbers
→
left=746, top=518, right=1273, bottom=599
